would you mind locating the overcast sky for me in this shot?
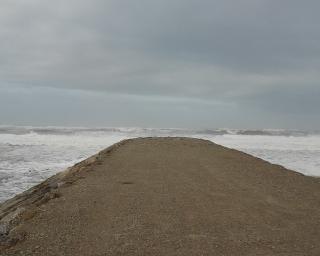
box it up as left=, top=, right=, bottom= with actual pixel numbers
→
left=0, top=0, right=319, bottom=129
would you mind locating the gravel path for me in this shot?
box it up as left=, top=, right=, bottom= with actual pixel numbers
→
left=1, top=137, right=320, bottom=255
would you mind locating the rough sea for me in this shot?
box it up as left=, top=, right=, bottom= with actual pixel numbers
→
left=0, top=126, right=319, bottom=203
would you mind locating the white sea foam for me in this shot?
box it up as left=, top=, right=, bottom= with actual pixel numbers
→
left=195, top=134, right=320, bottom=177
left=0, top=126, right=319, bottom=202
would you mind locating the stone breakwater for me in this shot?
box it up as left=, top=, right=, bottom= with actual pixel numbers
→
left=0, top=139, right=128, bottom=249
left=1, top=137, right=320, bottom=255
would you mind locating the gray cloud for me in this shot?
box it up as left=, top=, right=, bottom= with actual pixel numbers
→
left=0, top=0, right=319, bottom=129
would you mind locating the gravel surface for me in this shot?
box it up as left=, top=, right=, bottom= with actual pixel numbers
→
left=1, top=137, right=320, bottom=255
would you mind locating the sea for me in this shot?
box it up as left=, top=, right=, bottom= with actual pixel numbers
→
left=0, top=126, right=319, bottom=203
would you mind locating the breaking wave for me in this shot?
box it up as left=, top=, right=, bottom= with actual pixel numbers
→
left=0, top=125, right=319, bottom=203
left=0, top=125, right=317, bottom=136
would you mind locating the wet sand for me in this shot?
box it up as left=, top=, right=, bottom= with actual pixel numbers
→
left=1, top=137, right=320, bottom=255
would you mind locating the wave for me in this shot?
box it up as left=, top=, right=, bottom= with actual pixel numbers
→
left=0, top=125, right=318, bottom=137
left=0, top=125, right=319, bottom=202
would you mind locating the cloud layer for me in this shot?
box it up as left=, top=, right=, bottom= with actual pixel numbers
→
left=0, top=0, right=319, bottom=128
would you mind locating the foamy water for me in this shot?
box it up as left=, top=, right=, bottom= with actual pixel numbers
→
left=0, top=126, right=319, bottom=203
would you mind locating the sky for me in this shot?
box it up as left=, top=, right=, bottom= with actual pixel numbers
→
left=0, top=0, right=319, bottom=129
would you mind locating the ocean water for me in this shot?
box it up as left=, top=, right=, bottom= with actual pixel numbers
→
left=0, top=126, right=319, bottom=203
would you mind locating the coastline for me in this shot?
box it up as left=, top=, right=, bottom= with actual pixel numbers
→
left=0, top=139, right=128, bottom=239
